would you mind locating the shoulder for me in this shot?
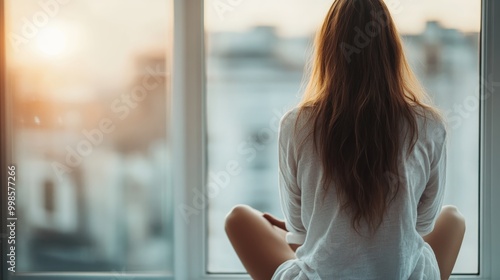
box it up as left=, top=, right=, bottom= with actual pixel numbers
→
left=416, top=106, right=447, bottom=143
left=278, top=107, right=309, bottom=147
left=279, top=107, right=300, bottom=130
left=414, top=106, right=447, bottom=159
left=278, top=108, right=299, bottom=148
left=279, top=107, right=315, bottom=153
left=279, top=107, right=313, bottom=139
left=280, top=106, right=313, bottom=131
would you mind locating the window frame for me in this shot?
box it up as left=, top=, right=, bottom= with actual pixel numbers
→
left=193, top=0, right=499, bottom=278
left=1, top=0, right=499, bottom=279
left=480, top=0, right=500, bottom=278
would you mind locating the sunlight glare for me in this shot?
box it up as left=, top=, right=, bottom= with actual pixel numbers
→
left=35, top=27, right=67, bottom=57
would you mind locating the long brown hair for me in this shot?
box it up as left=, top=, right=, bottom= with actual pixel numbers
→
left=298, top=0, right=437, bottom=232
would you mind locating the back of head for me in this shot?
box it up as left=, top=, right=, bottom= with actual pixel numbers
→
left=298, top=0, right=437, bottom=233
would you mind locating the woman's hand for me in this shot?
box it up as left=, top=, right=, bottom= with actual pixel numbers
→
left=263, top=213, right=302, bottom=252
left=263, top=213, right=287, bottom=231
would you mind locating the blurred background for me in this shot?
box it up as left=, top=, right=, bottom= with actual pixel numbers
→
left=4, top=0, right=480, bottom=276
left=205, top=0, right=480, bottom=274
left=5, top=0, right=173, bottom=273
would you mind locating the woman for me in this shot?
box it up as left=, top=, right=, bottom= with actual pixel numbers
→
left=225, top=0, right=466, bottom=279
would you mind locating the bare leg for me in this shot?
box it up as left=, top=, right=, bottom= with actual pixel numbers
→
left=226, top=204, right=464, bottom=279
left=225, top=205, right=296, bottom=280
left=423, top=205, right=466, bottom=280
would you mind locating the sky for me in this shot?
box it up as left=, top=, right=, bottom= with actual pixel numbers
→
left=7, top=0, right=481, bottom=63
left=205, top=0, right=481, bottom=36
left=5, top=0, right=481, bottom=101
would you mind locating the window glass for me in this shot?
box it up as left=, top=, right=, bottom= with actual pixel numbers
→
left=5, top=0, right=173, bottom=273
left=205, top=0, right=480, bottom=274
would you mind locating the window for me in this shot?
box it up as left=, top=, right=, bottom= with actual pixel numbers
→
left=205, top=0, right=481, bottom=274
left=3, top=0, right=173, bottom=276
left=2, top=1, right=500, bottom=279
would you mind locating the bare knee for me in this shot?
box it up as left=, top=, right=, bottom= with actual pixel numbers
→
left=225, top=204, right=254, bottom=233
left=441, top=205, right=465, bottom=222
left=441, top=205, right=466, bottom=233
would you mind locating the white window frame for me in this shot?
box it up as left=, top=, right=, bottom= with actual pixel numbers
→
left=2, top=0, right=499, bottom=279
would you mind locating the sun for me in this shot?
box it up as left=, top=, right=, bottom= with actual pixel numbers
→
left=35, top=26, right=67, bottom=57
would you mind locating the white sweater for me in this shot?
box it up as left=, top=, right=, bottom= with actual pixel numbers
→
left=272, top=108, right=446, bottom=280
